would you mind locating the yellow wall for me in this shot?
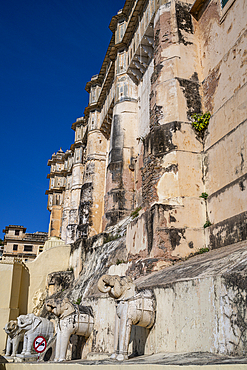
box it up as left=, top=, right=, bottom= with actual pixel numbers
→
left=0, top=244, right=71, bottom=354
left=26, top=244, right=70, bottom=313
left=0, top=259, right=29, bottom=354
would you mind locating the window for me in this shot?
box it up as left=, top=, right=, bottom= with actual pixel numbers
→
left=13, top=245, right=18, bottom=251
left=117, top=51, right=126, bottom=74
left=91, top=88, right=96, bottom=103
left=24, top=245, right=33, bottom=252
left=15, top=230, right=20, bottom=236
left=39, top=246, right=43, bottom=253
left=119, top=21, right=125, bottom=41
left=221, top=0, right=229, bottom=7
left=220, top=0, right=236, bottom=23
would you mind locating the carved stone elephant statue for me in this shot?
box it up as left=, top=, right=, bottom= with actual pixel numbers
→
left=45, top=297, right=94, bottom=362
left=17, top=313, right=54, bottom=355
left=98, top=274, right=156, bottom=361
left=4, top=320, right=24, bottom=357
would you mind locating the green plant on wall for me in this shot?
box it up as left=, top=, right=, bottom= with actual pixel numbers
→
left=191, top=112, right=211, bottom=132
left=131, top=206, right=142, bottom=219
left=103, top=233, right=121, bottom=244
left=200, top=192, right=208, bottom=200
left=116, top=259, right=127, bottom=265
left=74, top=297, right=82, bottom=305
left=204, top=220, right=212, bottom=228
left=198, top=247, right=209, bottom=254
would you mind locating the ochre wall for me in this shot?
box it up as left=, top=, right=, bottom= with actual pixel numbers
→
left=193, top=0, right=247, bottom=248
left=26, top=244, right=70, bottom=313
left=0, top=260, right=29, bottom=354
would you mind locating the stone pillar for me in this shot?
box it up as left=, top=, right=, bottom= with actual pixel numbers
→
left=103, top=74, right=138, bottom=229
left=66, top=162, right=83, bottom=244
left=64, top=120, right=85, bottom=244
left=48, top=205, right=63, bottom=238
left=78, top=110, right=107, bottom=238
left=127, top=0, right=206, bottom=262
left=46, top=149, right=66, bottom=239
left=148, top=0, right=204, bottom=256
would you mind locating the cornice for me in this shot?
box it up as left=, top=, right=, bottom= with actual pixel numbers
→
left=71, top=117, right=86, bottom=131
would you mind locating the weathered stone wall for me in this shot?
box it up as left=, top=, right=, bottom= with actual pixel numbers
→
left=137, top=242, right=247, bottom=356
left=192, top=0, right=247, bottom=248
left=46, top=0, right=246, bottom=260
left=103, top=98, right=138, bottom=229
left=78, top=127, right=107, bottom=238
left=43, top=236, right=247, bottom=359
left=68, top=234, right=128, bottom=302
left=127, top=0, right=206, bottom=266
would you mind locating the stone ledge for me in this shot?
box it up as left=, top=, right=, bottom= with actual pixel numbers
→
left=135, top=240, right=247, bottom=290
left=2, top=352, right=247, bottom=369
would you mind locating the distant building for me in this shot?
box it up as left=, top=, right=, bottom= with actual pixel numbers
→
left=2, top=225, right=48, bottom=261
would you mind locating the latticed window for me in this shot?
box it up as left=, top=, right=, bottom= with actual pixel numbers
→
left=117, top=52, right=126, bottom=74
left=117, top=20, right=125, bottom=42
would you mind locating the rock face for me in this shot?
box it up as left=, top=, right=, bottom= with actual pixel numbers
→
left=67, top=233, right=128, bottom=301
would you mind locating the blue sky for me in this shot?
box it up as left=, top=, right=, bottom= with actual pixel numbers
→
left=0, top=0, right=124, bottom=239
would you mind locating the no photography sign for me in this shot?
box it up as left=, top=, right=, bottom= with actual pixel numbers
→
left=33, top=336, right=47, bottom=353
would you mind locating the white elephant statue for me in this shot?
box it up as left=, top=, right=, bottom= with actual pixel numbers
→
left=98, top=274, right=156, bottom=361
left=17, top=313, right=54, bottom=356
left=4, top=320, right=24, bottom=357
left=45, top=297, right=94, bottom=362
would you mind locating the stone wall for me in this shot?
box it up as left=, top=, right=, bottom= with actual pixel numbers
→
left=193, top=0, right=247, bottom=249
left=45, top=0, right=246, bottom=263
left=45, top=235, right=247, bottom=358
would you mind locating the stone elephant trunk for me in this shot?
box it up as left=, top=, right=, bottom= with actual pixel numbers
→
left=97, top=274, right=126, bottom=299
left=98, top=274, right=156, bottom=361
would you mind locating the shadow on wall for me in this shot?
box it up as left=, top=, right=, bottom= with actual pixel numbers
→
left=129, top=326, right=150, bottom=357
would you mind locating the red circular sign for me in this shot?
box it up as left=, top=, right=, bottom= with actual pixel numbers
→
left=33, top=336, right=47, bottom=353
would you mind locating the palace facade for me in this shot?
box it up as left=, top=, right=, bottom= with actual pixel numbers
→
left=46, top=0, right=247, bottom=262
